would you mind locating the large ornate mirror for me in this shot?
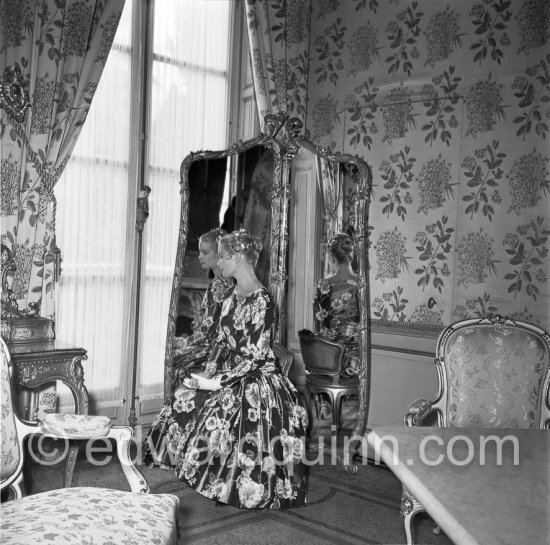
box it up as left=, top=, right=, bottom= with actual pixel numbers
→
left=164, top=113, right=290, bottom=393
left=286, top=123, right=372, bottom=445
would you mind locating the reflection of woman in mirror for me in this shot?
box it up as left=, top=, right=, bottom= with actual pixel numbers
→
left=314, top=233, right=361, bottom=388
left=171, top=228, right=233, bottom=390
left=144, top=229, right=308, bottom=509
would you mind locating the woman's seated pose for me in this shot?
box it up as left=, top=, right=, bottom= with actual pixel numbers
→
left=313, top=233, right=361, bottom=418
left=144, top=228, right=232, bottom=469
left=171, top=227, right=233, bottom=390
left=144, top=229, right=308, bottom=509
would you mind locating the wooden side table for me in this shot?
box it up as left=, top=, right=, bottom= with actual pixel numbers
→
left=8, top=340, right=89, bottom=488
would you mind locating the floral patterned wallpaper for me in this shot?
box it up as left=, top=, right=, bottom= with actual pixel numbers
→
left=306, top=0, right=550, bottom=334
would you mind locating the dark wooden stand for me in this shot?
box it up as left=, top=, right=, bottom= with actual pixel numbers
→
left=9, top=340, right=88, bottom=488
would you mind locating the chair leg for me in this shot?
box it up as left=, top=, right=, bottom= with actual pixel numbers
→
left=401, top=486, right=425, bottom=545
left=333, top=392, right=347, bottom=433
left=63, top=442, right=80, bottom=487
left=330, top=393, right=340, bottom=433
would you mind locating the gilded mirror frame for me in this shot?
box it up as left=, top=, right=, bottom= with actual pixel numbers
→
left=164, top=113, right=290, bottom=394
left=288, top=120, right=373, bottom=441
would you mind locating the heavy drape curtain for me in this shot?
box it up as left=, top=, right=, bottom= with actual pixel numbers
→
left=54, top=0, right=233, bottom=414
left=316, top=157, right=344, bottom=277
left=244, top=0, right=311, bottom=129
left=0, top=0, right=125, bottom=320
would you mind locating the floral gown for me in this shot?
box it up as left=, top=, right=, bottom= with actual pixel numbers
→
left=143, top=275, right=232, bottom=469
left=313, top=276, right=361, bottom=377
left=145, top=286, right=308, bottom=509
left=171, top=275, right=233, bottom=390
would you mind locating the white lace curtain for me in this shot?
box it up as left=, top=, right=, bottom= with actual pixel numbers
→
left=55, top=0, right=233, bottom=413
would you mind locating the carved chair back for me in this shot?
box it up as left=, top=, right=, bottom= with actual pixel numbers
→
left=0, top=338, right=25, bottom=492
left=432, top=317, right=550, bottom=429
left=298, top=330, right=345, bottom=386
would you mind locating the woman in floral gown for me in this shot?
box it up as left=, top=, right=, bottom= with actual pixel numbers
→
left=147, top=229, right=308, bottom=509
left=171, top=228, right=233, bottom=389
left=312, top=233, right=361, bottom=420
left=144, top=228, right=232, bottom=468
left=313, top=233, right=361, bottom=379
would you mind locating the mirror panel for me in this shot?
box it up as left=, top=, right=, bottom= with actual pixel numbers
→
left=287, top=128, right=373, bottom=440
left=164, top=114, right=289, bottom=393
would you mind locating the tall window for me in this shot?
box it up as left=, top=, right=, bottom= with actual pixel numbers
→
left=55, top=0, right=236, bottom=422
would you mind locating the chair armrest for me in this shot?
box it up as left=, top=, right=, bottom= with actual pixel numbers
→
left=39, top=414, right=149, bottom=494
left=404, top=398, right=433, bottom=427
left=108, top=426, right=150, bottom=494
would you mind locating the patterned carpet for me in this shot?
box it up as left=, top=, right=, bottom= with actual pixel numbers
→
left=24, top=420, right=454, bottom=545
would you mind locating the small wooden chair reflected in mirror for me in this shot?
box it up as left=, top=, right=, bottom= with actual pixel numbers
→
left=401, top=315, right=550, bottom=545
left=298, top=329, right=359, bottom=436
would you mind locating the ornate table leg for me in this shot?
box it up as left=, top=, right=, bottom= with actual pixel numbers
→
left=63, top=356, right=89, bottom=488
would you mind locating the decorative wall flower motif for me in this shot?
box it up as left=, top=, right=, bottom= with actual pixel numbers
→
left=416, top=154, right=456, bottom=214
left=317, top=0, right=341, bottom=20
left=385, top=1, right=423, bottom=77
left=374, top=227, right=410, bottom=282
left=464, top=74, right=506, bottom=137
left=512, top=55, right=550, bottom=141
left=379, top=146, right=415, bottom=220
left=421, top=66, right=461, bottom=146
left=457, top=229, right=499, bottom=288
left=304, top=1, right=550, bottom=332
left=507, top=150, right=550, bottom=213
left=382, top=84, right=416, bottom=144
left=345, top=78, right=379, bottom=149
left=469, top=0, right=512, bottom=65
left=414, top=215, right=454, bottom=293
left=314, top=18, right=346, bottom=86
left=409, top=302, right=443, bottom=327
left=517, top=0, right=550, bottom=54
left=452, top=292, right=498, bottom=321
left=510, top=307, right=544, bottom=328
left=311, top=94, right=339, bottom=139
left=503, top=216, right=549, bottom=300
left=348, top=21, right=381, bottom=76
left=372, top=286, right=409, bottom=322
left=286, top=54, right=309, bottom=118
left=424, top=6, right=462, bottom=67
left=461, top=139, right=505, bottom=221
left=285, top=0, right=311, bottom=45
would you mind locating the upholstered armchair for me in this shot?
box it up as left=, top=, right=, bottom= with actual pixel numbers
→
left=401, top=316, right=550, bottom=545
left=1, top=338, right=180, bottom=544
left=298, top=329, right=359, bottom=436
